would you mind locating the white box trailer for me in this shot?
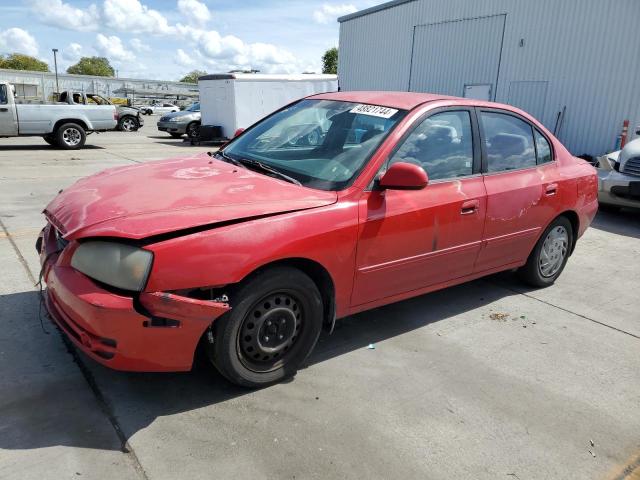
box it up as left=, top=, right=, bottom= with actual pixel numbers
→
left=198, top=73, right=338, bottom=139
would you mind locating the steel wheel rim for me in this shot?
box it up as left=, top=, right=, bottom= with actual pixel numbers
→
left=62, top=127, right=81, bottom=146
left=539, top=225, right=568, bottom=277
left=187, top=124, right=199, bottom=138
left=122, top=118, right=136, bottom=131
left=237, top=292, right=303, bottom=372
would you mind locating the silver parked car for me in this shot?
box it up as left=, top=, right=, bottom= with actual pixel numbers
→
left=157, top=102, right=200, bottom=138
left=597, top=128, right=640, bottom=210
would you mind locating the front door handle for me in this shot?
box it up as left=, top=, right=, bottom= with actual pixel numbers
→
left=0, top=108, right=8, bottom=112
left=545, top=183, right=558, bottom=196
left=461, top=199, right=480, bottom=215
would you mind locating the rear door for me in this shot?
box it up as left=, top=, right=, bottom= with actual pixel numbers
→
left=352, top=108, right=487, bottom=306
left=0, top=84, right=18, bottom=136
left=474, top=108, right=562, bottom=272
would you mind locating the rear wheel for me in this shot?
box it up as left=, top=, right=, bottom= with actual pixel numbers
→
left=186, top=121, right=200, bottom=139
left=55, top=123, right=86, bottom=150
left=208, top=267, right=323, bottom=388
left=518, top=216, right=573, bottom=287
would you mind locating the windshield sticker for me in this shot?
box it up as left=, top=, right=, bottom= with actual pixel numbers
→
left=350, top=104, right=398, bottom=119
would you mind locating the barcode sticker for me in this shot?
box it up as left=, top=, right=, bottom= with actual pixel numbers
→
left=350, top=104, right=398, bottom=118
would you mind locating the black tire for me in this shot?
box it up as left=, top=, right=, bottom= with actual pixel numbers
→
left=43, top=135, right=56, bottom=146
left=118, top=116, right=139, bottom=132
left=518, top=216, right=573, bottom=288
left=186, top=121, right=200, bottom=139
left=169, top=132, right=183, bottom=139
left=208, top=267, right=323, bottom=388
left=55, top=123, right=86, bottom=150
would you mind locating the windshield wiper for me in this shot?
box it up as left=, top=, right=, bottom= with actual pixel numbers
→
left=211, top=151, right=302, bottom=186
left=236, top=158, right=302, bottom=186
left=212, top=150, right=242, bottom=167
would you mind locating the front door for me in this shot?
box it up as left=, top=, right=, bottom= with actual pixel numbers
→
left=0, top=84, right=18, bottom=136
left=352, top=108, right=487, bottom=307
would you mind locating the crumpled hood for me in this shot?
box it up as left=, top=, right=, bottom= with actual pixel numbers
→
left=45, top=153, right=337, bottom=240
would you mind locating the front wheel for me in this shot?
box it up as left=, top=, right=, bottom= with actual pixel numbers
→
left=208, top=267, right=323, bottom=388
left=118, top=116, right=139, bottom=132
left=518, top=216, right=573, bottom=287
left=55, top=123, right=86, bottom=150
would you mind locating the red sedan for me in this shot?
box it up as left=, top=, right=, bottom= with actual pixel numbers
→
left=38, top=91, right=598, bottom=387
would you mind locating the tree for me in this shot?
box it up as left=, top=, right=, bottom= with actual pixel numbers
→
left=322, top=47, right=338, bottom=75
left=0, top=53, right=49, bottom=72
left=180, top=70, right=207, bottom=83
left=67, top=57, right=115, bottom=77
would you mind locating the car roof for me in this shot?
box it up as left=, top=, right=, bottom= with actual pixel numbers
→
left=308, top=90, right=527, bottom=115
left=309, top=90, right=460, bottom=110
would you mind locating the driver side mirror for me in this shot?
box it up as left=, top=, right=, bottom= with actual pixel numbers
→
left=378, top=162, right=428, bottom=190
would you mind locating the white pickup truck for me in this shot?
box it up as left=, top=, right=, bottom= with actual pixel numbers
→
left=0, top=82, right=117, bottom=149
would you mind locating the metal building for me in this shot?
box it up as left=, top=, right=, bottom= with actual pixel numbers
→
left=338, top=0, right=640, bottom=155
left=0, top=68, right=199, bottom=106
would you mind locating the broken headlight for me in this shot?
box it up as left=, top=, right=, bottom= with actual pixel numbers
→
left=71, top=241, right=153, bottom=292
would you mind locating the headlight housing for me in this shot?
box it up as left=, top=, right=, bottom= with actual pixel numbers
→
left=168, top=117, right=181, bottom=122
left=71, top=241, right=153, bottom=292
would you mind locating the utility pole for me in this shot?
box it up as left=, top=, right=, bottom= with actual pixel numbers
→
left=52, top=48, right=59, bottom=99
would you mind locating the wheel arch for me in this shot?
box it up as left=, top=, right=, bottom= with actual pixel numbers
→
left=237, top=257, right=337, bottom=333
left=53, top=118, right=88, bottom=132
left=557, top=210, right=580, bottom=255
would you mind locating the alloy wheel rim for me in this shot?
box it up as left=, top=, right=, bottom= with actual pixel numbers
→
left=62, top=127, right=81, bottom=146
left=539, top=226, right=568, bottom=277
left=122, top=118, right=135, bottom=131
left=238, top=292, right=303, bottom=372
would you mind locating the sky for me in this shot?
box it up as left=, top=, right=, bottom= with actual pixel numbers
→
left=0, top=0, right=378, bottom=81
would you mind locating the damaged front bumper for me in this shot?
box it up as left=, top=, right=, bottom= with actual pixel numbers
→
left=37, top=223, right=230, bottom=372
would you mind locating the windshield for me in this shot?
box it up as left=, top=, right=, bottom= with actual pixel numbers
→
left=222, top=99, right=406, bottom=191
left=186, top=102, right=200, bottom=112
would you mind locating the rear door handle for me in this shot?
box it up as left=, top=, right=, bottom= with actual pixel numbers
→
left=545, top=183, right=558, bottom=196
left=0, top=108, right=8, bottom=112
left=461, top=199, right=480, bottom=215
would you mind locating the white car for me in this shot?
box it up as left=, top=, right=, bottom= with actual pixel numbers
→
left=597, top=128, right=640, bottom=210
left=139, top=102, right=180, bottom=115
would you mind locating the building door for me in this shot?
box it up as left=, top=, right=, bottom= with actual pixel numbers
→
left=409, top=14, right=506, bottom=99
left=507, top=81, right=549, bottom=122
left=464, top=84, right=492, bottom=101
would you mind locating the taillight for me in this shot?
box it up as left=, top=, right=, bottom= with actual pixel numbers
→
left=114, top=111, right=119, bottom=120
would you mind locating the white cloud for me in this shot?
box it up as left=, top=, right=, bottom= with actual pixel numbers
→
left=178, top=0, right=211, bottom=27
left=0, top=28, right=39, bottom=56
left=30, top=0, right=100, bottom=32
left=102, top=0, right=175, bottom=35
left=94, top=34, right=135, bottom=62
left=174, top=48, right=194, bottom=67
left=130, top=38, right=150, bottom=53
left=313, top=3, right=357, bottom=24
left=62, top=42, right=84, bottom=62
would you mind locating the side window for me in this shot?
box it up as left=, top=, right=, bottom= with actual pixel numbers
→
left=0, top=85, right=6, bottom=105
left=389, top=110, right=474, bottom=180
left=481, top=111, right=536, bottom=172
left=534, top=129, right=552, bottom=164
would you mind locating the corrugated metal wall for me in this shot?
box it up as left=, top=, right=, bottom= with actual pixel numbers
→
left=338, top=0, right=640, bottom=155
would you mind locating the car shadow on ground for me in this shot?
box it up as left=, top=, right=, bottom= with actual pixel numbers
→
left=0, top=144, right=104, bottom=151
left=0, top=276, right=519, bottom=453
left=591, top=208, right=640, bottom=239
